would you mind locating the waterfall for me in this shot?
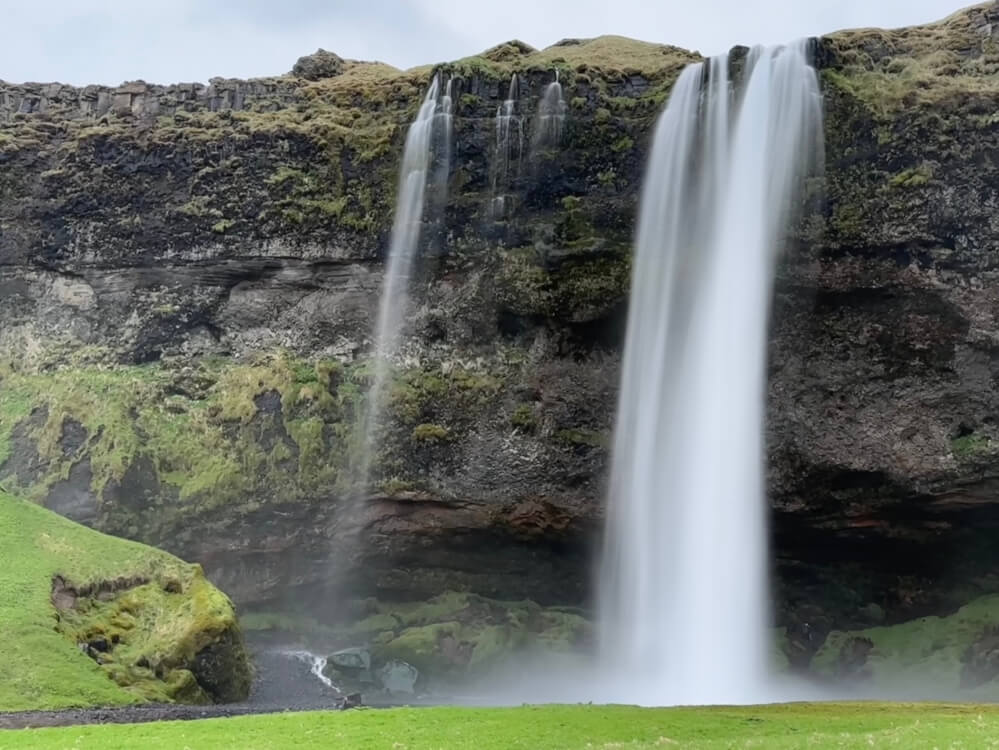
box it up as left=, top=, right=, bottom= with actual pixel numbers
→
left=431, top=78, right=454, bottom=201
left=597, top=42, right=822, bottom=706
left=356, top=74, right=452, bottom=491
left=490, top=74, right=522, bottom=218
left=284, top=650, right=336, bottom=690
left=533, top=70, right=567, bottom=148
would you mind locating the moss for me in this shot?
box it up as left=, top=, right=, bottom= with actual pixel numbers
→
left=411, top=423, right=452, bottom=443
left=556, top=428, right=608, bottom=449
left=495, top=249, right=553, bottom=317
left=953, top=433, right=992, bottom=459
left=823, top=6, right=999, bottom=120
left=510, top=404, right=537, bottom=431
left=240, top=612, right=337, bottom=637
left=596, top=168, right=617, bottom=187
left=58, top=570, right=250, bottom=704
left=387, top=591, right=482, bottom=628
left=371, top=622, right=464, bottom=676
left=467, top=624, right=528, bottom=671
left=0, top=492, right=250, bottom=710
left=889, top=164, right=933, bottom=188
left=176, top=197, right=223, bottom=219
left=210, top=219, right=235, bottom=234
left=385, top=366, right=500, bottom=427
left=811, top=595, right=999, bottom=697
left=0, top=352, right=354, bottom=524
left=610, top=135, right=634, bottom=153
left=380, top=477, right=415, bottom=495
left=495, top=229, right=631, bottom=324
left=360, top=592, right=592, bottom=684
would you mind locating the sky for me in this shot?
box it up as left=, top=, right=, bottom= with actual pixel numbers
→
left=0, top=0, right=974, bottom=86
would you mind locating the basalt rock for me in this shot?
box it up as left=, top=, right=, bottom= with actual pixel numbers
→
left=2, top=6, right=999, bottom=636
left=292, top=49, right=345, bottom=81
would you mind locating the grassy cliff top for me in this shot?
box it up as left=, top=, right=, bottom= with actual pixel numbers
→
left=0, top=491, right=244, bottom=711
left=442, top=35, right=700, bottom=80
left=822, top=1, right=999, bottom=116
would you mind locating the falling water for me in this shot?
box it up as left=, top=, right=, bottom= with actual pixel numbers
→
left=490, top=74, right=522, bottom=217
left=431, top=78, right=454, bottom=200
left=284, top=650, right=336, bottom=690
left=533, top=70, right=567, bottom=148
left=598, top=42, right=822, bottom=706
left=356, top=75, right=452, bottom=490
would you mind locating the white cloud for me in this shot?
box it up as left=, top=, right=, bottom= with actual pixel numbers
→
left=0, top=0, right=972, bottom=85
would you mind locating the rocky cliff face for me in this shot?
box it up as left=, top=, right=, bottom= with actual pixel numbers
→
left=2, top=4, right=999, bottom=644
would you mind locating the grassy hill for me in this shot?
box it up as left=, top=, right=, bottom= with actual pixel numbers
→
left=0, top=491, right=249, bottom=711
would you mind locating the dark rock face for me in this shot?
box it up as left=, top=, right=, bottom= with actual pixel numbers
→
left=3, top=7, right=999, bottom=632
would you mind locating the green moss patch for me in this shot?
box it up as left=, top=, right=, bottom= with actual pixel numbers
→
left=812, top=594, right=999, bottom=697
left=824, top=4, right=999, bottom=119
left=361, top=593, right=591, bottom=684
left=495, top=244, right=631, bottom=324
left=0, top=353, right=363, bottom=527
left=0, top=491, right=249, bottom=711
left=246, top=591, right=592, bottom=688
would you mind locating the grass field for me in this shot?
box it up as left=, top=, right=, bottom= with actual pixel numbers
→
left=4, top=703, right=999, bottom=749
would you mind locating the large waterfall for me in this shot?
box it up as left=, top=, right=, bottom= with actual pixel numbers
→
left=598, top=42, right=822, bottom=706
left=356, top=75, right=452, bottom=491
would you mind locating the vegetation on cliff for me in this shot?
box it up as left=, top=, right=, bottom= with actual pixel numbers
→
left=0, top=491, right=250, bottom=711
left=812, top=595, right=999, bottom=698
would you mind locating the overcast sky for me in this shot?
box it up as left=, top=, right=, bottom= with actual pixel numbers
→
left=0, top=0, right=972, bottom=86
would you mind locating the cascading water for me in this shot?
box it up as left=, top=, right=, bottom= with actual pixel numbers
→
left=490, top=74, right=522, bottom=218
left=533, top=70, right=567, bottom=148
left=598, top=42, right=822, bottom=706
left=430, top=78, right=454, bottom=203
left=355, top=74, right=452, bottom=491
left=284, top=650, right=337, bottom=690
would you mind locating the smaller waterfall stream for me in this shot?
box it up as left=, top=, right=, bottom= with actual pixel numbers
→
left=533, top=70, right=567, bottom=148
left=285, top=650, right=336, bottom=690
left=490, top=74, right=522, bottom=218
left=355, top=74, right=453, bottom=492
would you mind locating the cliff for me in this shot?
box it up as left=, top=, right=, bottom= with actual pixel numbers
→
left=2, top=3, right=999, bottom=650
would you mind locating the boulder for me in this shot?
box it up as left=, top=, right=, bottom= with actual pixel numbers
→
left=329, top=647, right=371, bottom=671
left=291, top=49, right=344, bottom=80
left=377, top=660, right=419, bottom=694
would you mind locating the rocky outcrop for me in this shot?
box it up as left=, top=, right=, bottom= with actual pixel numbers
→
left=0, top=492, right=251, bottom=710
left=3, top=5, right=999, bottom=641
left=292, top=50, right=345, bottom=81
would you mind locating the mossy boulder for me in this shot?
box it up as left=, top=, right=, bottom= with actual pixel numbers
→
left=0, top=492, right=251, bottom=710
left=811, top=595, right=999, bottom=698
left=0, top=491, right=250, bottom=710
left=351, top=592, right=592, bottom=686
